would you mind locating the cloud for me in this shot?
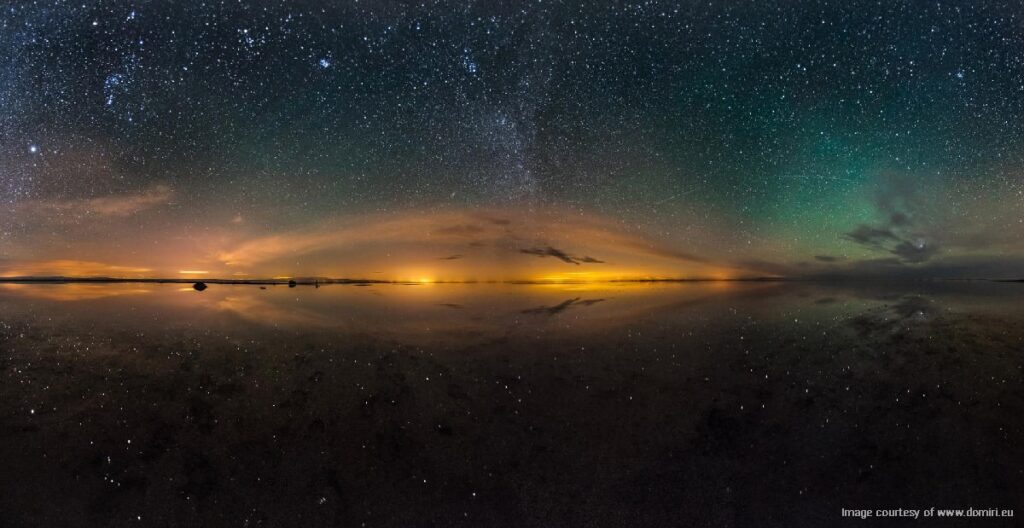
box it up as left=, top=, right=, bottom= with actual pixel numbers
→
left=890, top=240, right=939, bottom=263
left=83, top=185, right=174, bottom=216
left=214, top=208, right=723, bottom=279
left=843, top=175, right=940, bottom=264
left=20, top=185, right=174, bottom=219
left=844, top=223, right=940, bottom=263
left=814, top=255, right=842, bottom=263
left=520, top=247, right=576, bottom=264
left=519, top=246, right=605, bottom=265
left=844, top=225, right=900, bottom=249
left=432, top=224, right=488, bottom=237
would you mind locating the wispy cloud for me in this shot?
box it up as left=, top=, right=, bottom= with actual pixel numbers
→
left=212, top=208, right=735, bottom=279
left=843, top=176, right=940, bottom=264
left=21, top=185, right=174, bottom=219
left=519, top=246, right=605, bottom=265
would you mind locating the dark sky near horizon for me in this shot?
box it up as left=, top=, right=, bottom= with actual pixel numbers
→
left=2, top=0, right=1024, bottom=280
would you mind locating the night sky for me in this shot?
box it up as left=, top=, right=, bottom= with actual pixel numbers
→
left=2, top=0, right=1024, bottom=281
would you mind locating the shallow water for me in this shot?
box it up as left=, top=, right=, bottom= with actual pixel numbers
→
left=1, top=281, right=1022, bottom=526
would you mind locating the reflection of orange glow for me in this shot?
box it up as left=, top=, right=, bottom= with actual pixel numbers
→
left=0, top=283, right=151, bottom=301
left=178, top=270, right=209, bottom=275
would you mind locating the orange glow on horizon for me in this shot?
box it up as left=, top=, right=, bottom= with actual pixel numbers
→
left=532, top=270, right=672, bottom=283
left=1, top=208, right=777, bottom=281
left=0, top=260, right=151, bottom=278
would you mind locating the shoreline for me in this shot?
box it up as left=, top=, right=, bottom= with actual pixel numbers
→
left=0, top=276, right=1019, bottom=286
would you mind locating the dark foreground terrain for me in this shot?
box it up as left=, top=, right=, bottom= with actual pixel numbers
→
left=1, top=281, right=1022, bottom=527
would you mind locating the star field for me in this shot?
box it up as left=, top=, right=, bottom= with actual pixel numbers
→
left=2, top=0, right=1024, bottom=279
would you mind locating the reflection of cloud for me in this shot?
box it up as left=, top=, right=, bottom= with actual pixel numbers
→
left=216, top=295, right=330, bottom=327
left=522, top=297, right=606, bottom=315
left=520, top=246, right=604, bottom=265
left=848, top=295, right=935, bottom=338
left=0, top=283, right=151, bottom=301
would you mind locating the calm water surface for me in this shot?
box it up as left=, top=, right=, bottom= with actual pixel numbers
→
left=1, top=282, right=1022, bottom=526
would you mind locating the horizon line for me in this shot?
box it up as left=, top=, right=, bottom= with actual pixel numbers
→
left=0, top=276, right=1020, bottom=285
left=0, top=275, right=784, bottom=285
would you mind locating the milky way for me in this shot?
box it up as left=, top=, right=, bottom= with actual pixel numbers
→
left=2, top=1, right=1024, bottom=280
